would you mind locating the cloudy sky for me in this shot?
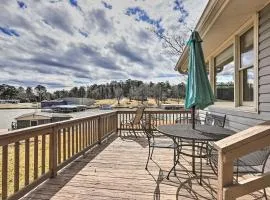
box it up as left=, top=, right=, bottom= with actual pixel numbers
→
left=0, top=0, right=208, bottom=90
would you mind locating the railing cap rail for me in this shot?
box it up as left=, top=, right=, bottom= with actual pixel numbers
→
left=0, top=111, right=117, bottom=139
left=214, top=121, right=270, bottom=160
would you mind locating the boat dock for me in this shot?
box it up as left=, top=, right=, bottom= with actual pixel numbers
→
left=51, top=105, right=88, bottom=113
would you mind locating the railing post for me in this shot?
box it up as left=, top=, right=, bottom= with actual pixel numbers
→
left=116, top=111, right=119, bottom=135
left=49, top=127, right=58, bottom=178
left=217, top=151, right=234, bottom=200
left=98, top=117, right=102, bottom=144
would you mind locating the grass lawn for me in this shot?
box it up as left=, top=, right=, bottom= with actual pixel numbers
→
left=0, top=103, right=39, bottom=109
left=94, top=98, right=184, bottom=108
left=0, top=135, right=50, bottom=198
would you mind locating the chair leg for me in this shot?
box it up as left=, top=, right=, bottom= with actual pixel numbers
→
left=264, top=188, right=268, bottom=200
left=150, top=147, right=154, bottom=159
left=145, top=146, right=151, bottom=170
left=131, top=125, right=138, bottom=138
left=173, top=147, right=177, bottom=176
left=236, top=162, right=239, bottom=183
left=206, top=142, right=209, bottom=165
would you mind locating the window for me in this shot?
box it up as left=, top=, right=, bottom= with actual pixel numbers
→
left=214, top=45, right=234, bottom=102
left=240, top=28, right=254, bottom=106
left=30, top=120, right=38, bottom=126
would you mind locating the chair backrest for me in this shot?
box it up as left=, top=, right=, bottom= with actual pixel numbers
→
left=140, top=120, right=154, bottom=140
left=132, top=106, right=146, bottom=125
left=205, top=112, right=226, bottom=128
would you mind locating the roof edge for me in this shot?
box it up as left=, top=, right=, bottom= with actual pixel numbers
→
left=175, top=0, right=227, bottom=73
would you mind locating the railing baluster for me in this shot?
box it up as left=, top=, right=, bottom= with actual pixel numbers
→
left=84, top=122, right=87, bottom=148
left=2, top=145, right=8, bottom=200
left=57, top=129, right=61, bottom=164
left=81, top=123, right=84, bottom=149
left=76, top=124, right=79, bottom=153
left=41, top=135, right=46, bottom=174
left=88, top=120, right=91, bottom=146
left=85, top=122, right=87, bottom=147
left=63, top=128, right=66, bottom=161
left=34, top=136, right=39, bottom=180
left=79, top=123, right=82, bottom=151
left=14, top=142, right=20, bottom=192
left=72, top=126, right=75, bottom=156
left=25, top=139, right=29, bottom=186
left=67, top=127, right=71, bottom=158
left=49, top=127, right=57, bottom=178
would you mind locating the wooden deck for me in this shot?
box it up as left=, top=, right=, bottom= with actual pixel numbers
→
left=22, top=132, right=269, bottom=200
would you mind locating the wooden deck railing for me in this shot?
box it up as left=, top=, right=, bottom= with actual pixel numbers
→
left=0, top=109, right=191, bottom=200
left=117, top=109, right=191, bottom=132
left=214, top=121, right=270, bottom=199
left=0, top=111, right=117, bottom=200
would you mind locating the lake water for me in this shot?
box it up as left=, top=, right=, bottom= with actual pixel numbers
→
left=0, top=109, right=113, bottom=131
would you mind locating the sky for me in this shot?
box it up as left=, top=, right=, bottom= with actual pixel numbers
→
left=0, top=0, right=208, bottom=91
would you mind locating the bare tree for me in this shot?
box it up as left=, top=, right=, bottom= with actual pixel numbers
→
left=152, top=29, right=186, bottom=56
left=137, top=84, right=148, bottom=104
left=114, top=86, right=123, bottom=105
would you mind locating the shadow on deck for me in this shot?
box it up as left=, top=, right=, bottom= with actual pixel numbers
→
left=22, top=132, right=269, bottom=200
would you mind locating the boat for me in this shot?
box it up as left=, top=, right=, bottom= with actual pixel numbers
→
left=99, top=104, right=113, bottom=110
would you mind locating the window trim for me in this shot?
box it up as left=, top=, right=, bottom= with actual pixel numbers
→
left=206, top=14, right=259, bottom=113
left=238, top=27, right=255, bottom=107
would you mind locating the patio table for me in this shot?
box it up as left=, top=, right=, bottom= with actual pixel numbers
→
left=156, top=124, right=235, bottom=182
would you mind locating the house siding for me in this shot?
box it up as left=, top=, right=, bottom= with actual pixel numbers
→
left=259, top=3, right=270, bottom=114
left=201, top=3, right=270, bottom=132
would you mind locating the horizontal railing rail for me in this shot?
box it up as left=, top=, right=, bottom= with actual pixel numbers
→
left=0, top=111, right=117, bottom=200
left=214, top=121, right=270, bottom=200
left=117, top=109, right=191, bottom=133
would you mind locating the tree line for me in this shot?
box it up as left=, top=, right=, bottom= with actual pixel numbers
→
left=0, top=79, right=186, bottom=104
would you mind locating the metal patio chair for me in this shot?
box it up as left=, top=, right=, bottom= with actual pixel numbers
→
left=209, top=145, right=270, bottom=199
left=119, top=106, right=145, bottom=137
left=140, top=120, right=177, bottom=170
left=204, top=112, right=226, bottom=127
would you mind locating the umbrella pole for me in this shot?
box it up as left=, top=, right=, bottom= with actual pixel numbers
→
left=192, top=106, right=195, bottom=129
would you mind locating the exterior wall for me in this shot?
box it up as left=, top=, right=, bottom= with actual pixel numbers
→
left=202, top=3, right=270, bottom=132
left=52, top=117, right=71, bottom=122
left=259, top=3, right=270, bottom=114
left=62, top=97, right=95, bottom=106
left=38, top=119, right=51, bottom=125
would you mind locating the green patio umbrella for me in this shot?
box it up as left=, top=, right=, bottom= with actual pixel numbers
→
left=184, top=31, right=215, bottom=129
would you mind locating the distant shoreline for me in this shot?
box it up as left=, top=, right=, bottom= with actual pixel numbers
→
left=0, top=103, right=39, bottom=109
left=0, top=98, right=184, bottom=109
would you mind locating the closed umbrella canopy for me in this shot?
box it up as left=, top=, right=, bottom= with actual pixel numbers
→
left=185, top=31, right=215, bottom=110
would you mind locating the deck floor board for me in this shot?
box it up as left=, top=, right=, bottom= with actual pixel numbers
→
left=22, top=133, right=269, bottom=200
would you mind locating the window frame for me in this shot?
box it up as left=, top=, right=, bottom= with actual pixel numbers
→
left=206, top=14, right=259, bottom=112
left=214, top=45, right=235, bottom=103
left=238, top=27, right=255, bottom=107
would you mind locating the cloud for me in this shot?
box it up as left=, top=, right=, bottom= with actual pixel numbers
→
left=0, top=26, right=20, bottom=37
left=111, top=38, right=154, bottom=67
left=69, top=0, right=78, bottom=7
left=17, top=1, right=27, bottom=9
left=87, top=9, right=113, bottom=34
left=78, top=29, right=88, bottom=37
left=125, top=7, right=165, bottom=35
left=101, top=1, right=112, bottom=10
left=40, top=9, right=74, bottom=35
left=173, top=0, right=189, bottom=23
left=0, top=0, right=207, bottom=89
